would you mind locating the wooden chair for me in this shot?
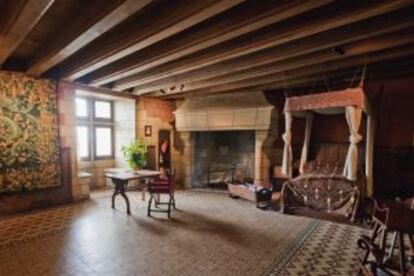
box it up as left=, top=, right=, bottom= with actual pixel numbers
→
left=147, top=169, right=176, bottom=218
left=359, top=198, right=414, bottom=275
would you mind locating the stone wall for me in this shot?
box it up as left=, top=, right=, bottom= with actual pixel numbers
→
left=115, top=99, right=136, bottom=168
left=78, top=160, right=115, bottom=189
left=136, top=97, right=174, bottom=147
left=135, top=97, right=199, bottom=188
left=58, top=82, right=87, bottom=200
left=77, top=93, right=136, bottom=189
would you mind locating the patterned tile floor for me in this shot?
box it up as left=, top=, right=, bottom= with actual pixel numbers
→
left=0, top=190, right=369, bottom=275
left=267, top=220, right=368, bottom=275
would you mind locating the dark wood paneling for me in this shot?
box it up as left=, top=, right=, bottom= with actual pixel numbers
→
left=269, top=76, right=414, bottom=199
left=145, top=145, right=156, bottom=171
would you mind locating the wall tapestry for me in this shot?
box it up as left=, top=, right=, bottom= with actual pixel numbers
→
left=0, top=71, right=60, bottom=193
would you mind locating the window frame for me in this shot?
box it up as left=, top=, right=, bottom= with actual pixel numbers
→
left=93, top=99, right=114, bottom=122
left=93, top=125, right=115, bottom=160
left=76, top=123, right=92, bottom=161
left=75, top=96, right=115, bottom=161
left=75, top=96, right=90, bottom=119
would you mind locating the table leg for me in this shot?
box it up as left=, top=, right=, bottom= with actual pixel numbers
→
left=112, top=179, right=131, bottom=214
left=139, top=179, right=149, bottom=201
left=121, top=192, right=131, bottom=215
left=112, top=191, right=117, bottom=209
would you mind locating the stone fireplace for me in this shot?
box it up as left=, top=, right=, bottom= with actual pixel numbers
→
left=192, top=130, right=255, bottom=188
left=173, top=91, right=278, bottom=189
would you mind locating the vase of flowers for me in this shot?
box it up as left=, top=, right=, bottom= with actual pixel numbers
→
left=122, top=139, right=148, bottom=171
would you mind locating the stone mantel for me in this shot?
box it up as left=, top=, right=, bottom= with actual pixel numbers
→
left=173, top=91, right=276, bottom=132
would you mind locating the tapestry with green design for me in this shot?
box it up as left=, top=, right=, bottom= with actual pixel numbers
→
left=0, top=71, right=61, bottom=193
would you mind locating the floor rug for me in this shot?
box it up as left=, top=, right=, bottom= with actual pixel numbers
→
left=266, top=220, right=368, bottom=275
left=0, top=204, right=80, bottom=248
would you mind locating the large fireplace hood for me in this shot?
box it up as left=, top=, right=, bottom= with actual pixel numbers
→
left=173, top=91, right=275, bottom=131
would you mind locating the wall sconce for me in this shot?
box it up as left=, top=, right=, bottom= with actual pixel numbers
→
left=145, top=125, right=152, bottom=137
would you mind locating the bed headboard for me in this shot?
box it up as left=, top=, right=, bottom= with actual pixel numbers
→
left=274, top=143, right=365, bottom=178
left=309, top=142, right=365, bottom=169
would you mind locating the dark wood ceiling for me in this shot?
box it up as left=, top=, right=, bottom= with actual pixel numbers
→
left=0, top=0, right=413, bottom=99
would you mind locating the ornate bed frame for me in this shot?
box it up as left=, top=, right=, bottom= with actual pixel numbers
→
left=280, top=143, right=366, bottom=221
left=279, top=87, right=374, bottom=222
left=280, top=161, right=362, bottom=222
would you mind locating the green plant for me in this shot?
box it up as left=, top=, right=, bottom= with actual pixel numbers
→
left=122, top=139, right=148, bottom=169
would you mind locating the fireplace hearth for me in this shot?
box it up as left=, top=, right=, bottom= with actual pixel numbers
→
left=192, top=131, right=255, bottom=189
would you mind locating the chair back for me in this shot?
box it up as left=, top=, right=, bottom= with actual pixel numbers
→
left=373, top=199, right=414, bottom=234
left=168, top=168, right=176, bottom=192
left=149, top=168, right=175, bottom=194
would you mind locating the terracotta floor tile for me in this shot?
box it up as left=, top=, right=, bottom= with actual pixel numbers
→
left=0, top=190, right=367, bottom=276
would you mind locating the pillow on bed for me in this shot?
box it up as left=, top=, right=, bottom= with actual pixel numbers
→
left=303, top=161, right=318, bottom=174
left=303, top=161, right=341, bottom=175
left=321, top=162, right=341, bottom=175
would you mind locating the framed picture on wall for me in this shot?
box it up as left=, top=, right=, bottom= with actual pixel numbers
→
left=144, top=125, right=152, bottom=137
left=159, top=130, right=171, bottom=170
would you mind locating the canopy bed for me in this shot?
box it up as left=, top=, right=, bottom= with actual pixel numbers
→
left=280, top=87, right=375, bottom=222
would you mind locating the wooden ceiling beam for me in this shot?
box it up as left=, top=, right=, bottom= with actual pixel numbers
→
left=0, top=0, right=26, bottom=36
left=26, top=0, right=153, bottom=77
left=133, top=10, right=414, bottom=94
left=115, top=0, right=414, bottom=91
left=73, top=82, right=137, bottom=100
left=163, top=75, right=344, bottom=99
left=86, top=0, right=333, bottom=86
left=158, top=44, right=414, bottom=99
left=164, top=29, right=414, bottom=93
left=0, top=0, right=54, bottom=66
left=163, top=59, right=414, bottom=99
left=264, top=61, right=414, bottom=94
left=56, top=0, right=244, bottom=81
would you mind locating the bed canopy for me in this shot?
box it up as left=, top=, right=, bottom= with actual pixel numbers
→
left=281, top=87, right=375, bottom=196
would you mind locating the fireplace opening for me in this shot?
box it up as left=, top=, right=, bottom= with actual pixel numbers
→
left=192, top=131, right=255, bottom=189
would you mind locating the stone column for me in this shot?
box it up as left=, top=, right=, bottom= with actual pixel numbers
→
left=173, top=131, right=194, bottom=189
left=254, top=130, right=268, bottom=186
left=58, top=81, right=89, bottom=200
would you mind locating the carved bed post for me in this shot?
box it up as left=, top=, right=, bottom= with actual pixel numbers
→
left=299, top=112, right=314, bottom=175
left=281, top=111, right=293, bottom=178
left=365, top=113, right=375, bottom=196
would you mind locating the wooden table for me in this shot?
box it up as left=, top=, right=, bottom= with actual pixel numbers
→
left=105, top=170, right=160, bottom=214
